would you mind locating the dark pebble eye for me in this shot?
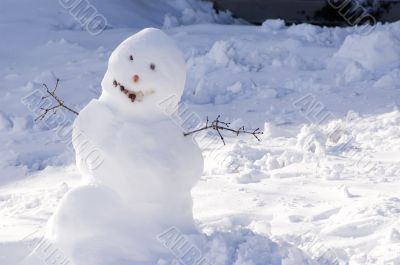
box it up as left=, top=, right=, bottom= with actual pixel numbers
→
left=129, top=55, right=134, bottom=61
left=150, top=63, right=156, bottom=71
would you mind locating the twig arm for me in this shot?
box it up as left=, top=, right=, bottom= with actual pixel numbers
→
left=183, top=115, right=263, bottom=145
left=35, top=79, right=79, bottom=121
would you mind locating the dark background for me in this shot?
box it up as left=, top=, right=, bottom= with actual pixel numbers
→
left=210, top=0, right=400, bottom=26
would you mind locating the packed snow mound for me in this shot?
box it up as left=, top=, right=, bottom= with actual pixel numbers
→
left=334, top=30, right=400, bottom=71
left=162, top=0, right=236, bottom=28
left=261, top=19, right=286, bottom=31
left=203, top=229, right=316, bottom=265
left=296, top=125, right=327, bottom=157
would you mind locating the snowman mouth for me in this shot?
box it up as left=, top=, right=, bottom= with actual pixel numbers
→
left=113, top=80, right=144, bottom=103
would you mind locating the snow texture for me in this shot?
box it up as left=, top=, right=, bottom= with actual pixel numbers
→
left=1, top=0, right=400, bottom=265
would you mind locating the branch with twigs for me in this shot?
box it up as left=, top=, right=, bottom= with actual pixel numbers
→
left=184, top=115, right=263, bottom=145
left=36, top=79, right=79, bottom=121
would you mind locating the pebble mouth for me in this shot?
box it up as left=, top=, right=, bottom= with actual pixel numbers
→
left=113, top=80, right=144, bottom=103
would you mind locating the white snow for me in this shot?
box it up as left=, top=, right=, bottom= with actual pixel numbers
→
left=1, top=1, right=400, bottom=265
left=334, top=30, right=400, bottom=71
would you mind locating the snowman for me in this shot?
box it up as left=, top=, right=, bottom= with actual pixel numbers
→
left=25, top=28, right=204, bottom=265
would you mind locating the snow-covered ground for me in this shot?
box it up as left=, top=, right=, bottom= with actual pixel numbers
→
left=1, top=0, right=400, bottom=264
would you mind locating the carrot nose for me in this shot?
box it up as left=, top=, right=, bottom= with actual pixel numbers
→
left=133, top=74, right=140, bottom=83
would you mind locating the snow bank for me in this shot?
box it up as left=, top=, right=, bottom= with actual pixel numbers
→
left=334, top=30, right=400, bottom=71
left=89, top=0, right=235, bottom=29
left=0, top=0, right=234, bottom=31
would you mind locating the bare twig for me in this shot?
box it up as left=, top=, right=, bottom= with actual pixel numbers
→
left=35, top=79, right=79, bottom=121
left=184, top=115, right=263, bottom=145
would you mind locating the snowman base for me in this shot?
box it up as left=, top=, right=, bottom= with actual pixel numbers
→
left=44, top=184, right=198, bottom=265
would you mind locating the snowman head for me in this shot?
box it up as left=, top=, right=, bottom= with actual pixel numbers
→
left=100, top=28, right=186, bottom=116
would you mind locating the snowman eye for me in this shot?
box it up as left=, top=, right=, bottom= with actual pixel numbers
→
left=150, top=63, right=156, bottom=71
left=129, top=55, right=134, bottom=61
